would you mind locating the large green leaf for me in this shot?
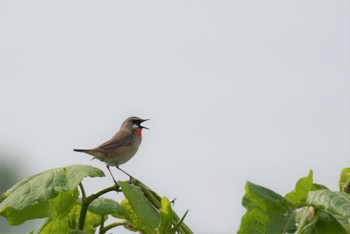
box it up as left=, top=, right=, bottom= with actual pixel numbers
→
left=238, top=181, right=297, bottom=234
left=0, top=164, right=104, bottom=225
left=285, top=170, right=327, bottom=207
left=119, top=181, right=160, bottom=231
left=121, top=198, right=151, bottom=233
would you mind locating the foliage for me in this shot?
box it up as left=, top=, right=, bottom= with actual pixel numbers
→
left=0, top=164, right=193, bottom=234
left=238, top=169, right=350, bottom=234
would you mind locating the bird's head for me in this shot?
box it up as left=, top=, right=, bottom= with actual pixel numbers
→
left=122, top=116, right=150, bottom=136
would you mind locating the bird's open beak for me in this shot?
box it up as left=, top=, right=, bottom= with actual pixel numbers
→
left=140, top=119, right=150, bottom=130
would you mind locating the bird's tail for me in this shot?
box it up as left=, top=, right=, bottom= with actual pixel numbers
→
left=73, top=148, right=102, bottom=159
left=73, top=149, right=90, bottom=153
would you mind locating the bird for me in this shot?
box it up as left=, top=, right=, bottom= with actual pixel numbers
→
left=74, top=116, right=149, bottom=184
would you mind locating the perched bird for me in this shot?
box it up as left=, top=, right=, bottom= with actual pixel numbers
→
left=74, top=116, right=149, bottom=183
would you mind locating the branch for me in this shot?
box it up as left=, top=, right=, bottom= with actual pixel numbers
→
left=77, top=183, right=119, bottom=231
left=99, top=221, right=129, bottom=234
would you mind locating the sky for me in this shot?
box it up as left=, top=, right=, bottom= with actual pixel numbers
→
left=0, top=1, right=349, bottom=233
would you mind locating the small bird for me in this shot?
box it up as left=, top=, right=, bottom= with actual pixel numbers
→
left=74, top=116, right=149, bottom=183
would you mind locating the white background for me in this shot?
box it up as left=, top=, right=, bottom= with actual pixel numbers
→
left=0, top=1, right=349, bottom=233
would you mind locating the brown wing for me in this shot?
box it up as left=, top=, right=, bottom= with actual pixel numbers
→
left=96, top=130, right=133, bottom=150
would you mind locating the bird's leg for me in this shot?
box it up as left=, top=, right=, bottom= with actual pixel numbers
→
left=106, top=165, right=118, bottom=185
left=116, top=166, right=134, bottom=183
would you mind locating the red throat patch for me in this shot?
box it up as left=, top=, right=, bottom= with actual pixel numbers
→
left=136, top=128, right=143, bottom=137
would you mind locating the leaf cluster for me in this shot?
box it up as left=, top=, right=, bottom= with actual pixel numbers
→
left=0, top=164, right=192, bottom=234
left=238, top=169, right=350, bottom=233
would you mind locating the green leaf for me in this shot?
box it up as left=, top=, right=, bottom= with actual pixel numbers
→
left=64, top=164, right=105, bottom=189
left=307, top=189, right=350, bottom=218
left=170, top=209, right=189, bottom=234
left=0, top=164, right=104, bottom=225
left=238, top=181, right=297, bottom=234
left=121, top=198, right=151, bottom=233
left=119, top=181, right=160, bottom=231
left=157, top=197, right=173, bottom=234
left=29, top=203, right=101, bottom=234
left=339, top=168, right=350, bottom=191
left=285, top=170, right=327, bottom=206
left=306, top=189, right=350, bottom=232
left=77, top=197, right=126, bottom=218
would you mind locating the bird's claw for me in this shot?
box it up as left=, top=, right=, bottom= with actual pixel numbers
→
left=112, top=180, right=121, bottom=192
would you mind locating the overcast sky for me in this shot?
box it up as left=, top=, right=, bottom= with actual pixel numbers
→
left=0, top=1, right=349, bottom=233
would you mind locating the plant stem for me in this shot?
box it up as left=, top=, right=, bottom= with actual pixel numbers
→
left=78, top=183, right=88, bottom=231
left=77, top=183, right=119, bottom=231
left=87, top=184, right=119, bottom=202
left=79, top=183, right=86, bottom=199
left=100, top=221, right=129, bottom=234
left=98, top=215, right=105, bottom=234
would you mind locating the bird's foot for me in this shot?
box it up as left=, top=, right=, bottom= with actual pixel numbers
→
left=112, top=180, right=121, bottom=192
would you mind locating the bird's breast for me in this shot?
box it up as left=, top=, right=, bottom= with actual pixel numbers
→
left=106, top=135, right=142, bottom=166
